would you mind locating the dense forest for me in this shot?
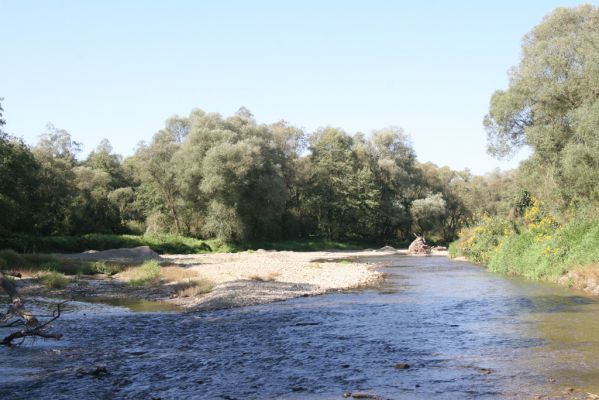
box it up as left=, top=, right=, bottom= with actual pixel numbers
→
left=0, top=101, right=513, bottom=248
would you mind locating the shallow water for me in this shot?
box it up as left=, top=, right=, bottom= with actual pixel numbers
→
left=2, top=256, right=599, bottom=399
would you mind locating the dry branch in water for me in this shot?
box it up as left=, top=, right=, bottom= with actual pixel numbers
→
left=0, top=270, right=64, bottom=346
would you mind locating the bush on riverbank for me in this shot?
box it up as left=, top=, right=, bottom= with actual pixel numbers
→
left=450, top=211, right=599, bottom=282
left=39, top=271, right=69, bottom=289
left=122, top=260, right=162, bottom=286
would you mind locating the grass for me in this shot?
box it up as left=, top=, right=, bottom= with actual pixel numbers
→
left=0, top=249, right=100, bottom=275
left=120, top=260, right=162, bottom=286
left=119, top=261, right=213, bottom=290
left=159, top=265, right=198, bottom=281
left=39, top=271, right=69, bottom=289
left=173, top=278, right=214, bottom=297
left=158, top=265, right=214, bottom=297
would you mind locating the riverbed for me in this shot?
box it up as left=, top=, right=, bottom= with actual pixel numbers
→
left=1, top=255, right=599, bottom=399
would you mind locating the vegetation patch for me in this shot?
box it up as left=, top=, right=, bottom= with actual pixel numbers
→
left=39, top=271, right=69, bottom=289
left=0, top=234, right=222, bottom=255
left=88, top=261, right=126, bottom=276
left=173, top=278, right=214, bottom=298
left=0, top=250, right=102, bottom=275
left=121, top=260, right=162, bottom=286
left=451, top=210, right=599, bottom=283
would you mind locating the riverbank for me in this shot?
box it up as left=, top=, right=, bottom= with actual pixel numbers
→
left=449, top=216, right=599, bottom=296
left=12, top=248, right=436, bottom=311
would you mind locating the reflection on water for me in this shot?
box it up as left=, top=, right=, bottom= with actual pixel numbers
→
left=73, top=296, right=182, bottom=313
left=1, top=256, right=599, bottom=399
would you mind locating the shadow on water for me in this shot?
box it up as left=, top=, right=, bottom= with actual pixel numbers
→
left=2, top=255, right=599, bottom=399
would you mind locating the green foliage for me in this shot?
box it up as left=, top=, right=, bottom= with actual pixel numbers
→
left=488, top=218, right=599, bottom=281
left=485, top=5, right=599, bottom=210
left=126, top=260, right=161, bottom=286
left=0, top=101, right=506, bottom=245
left=448, top=6, right=599, bottom=284
left=40, top=271, right=69, bottom=289
left=89, top=261, right=125, bottom=276
left=0, top=249, right=26, bottom=269
left=0, top=132, right=39, bottom=234
left=450, top=215, right=514, bottom=265
left=410, top=193, right=446, bottom=235
left=0, top=251, right=91, bottom=275
left=452, top=210, right=599, bottom=282
left=302, top=128, right=383, bottom=240
left=0, top=234, right=218, bottom=254
left=447, top=242, right=460, bottom=258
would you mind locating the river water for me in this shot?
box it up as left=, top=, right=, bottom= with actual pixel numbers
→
left=2, top=255, right=599, bottom=399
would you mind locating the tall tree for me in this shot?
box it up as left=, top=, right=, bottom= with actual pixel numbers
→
left=484, top=5, right=599, bottom=210
left=369, top=127, right=419, bottom=241
left=31, top=124, right=81, bottom=234
left=305, top=128, right=379, bottom=240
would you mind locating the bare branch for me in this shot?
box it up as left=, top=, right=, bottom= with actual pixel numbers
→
left=0, top=270, right=64, bottom=346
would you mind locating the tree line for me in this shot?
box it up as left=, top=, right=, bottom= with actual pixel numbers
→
left=0, top=102, right=515, bottom=244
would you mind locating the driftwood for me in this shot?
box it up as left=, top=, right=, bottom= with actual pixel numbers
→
left=408, top=234, right=431, bottom=255
left=0, top=270, right=63, bottom=346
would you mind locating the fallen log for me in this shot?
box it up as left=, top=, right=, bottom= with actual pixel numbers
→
left=0, top=270, right=63, bottom=345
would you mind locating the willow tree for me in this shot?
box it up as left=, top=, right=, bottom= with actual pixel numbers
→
left=192, top=110, right=288, bottom=241
left=484, top=5, right=599, bottom=210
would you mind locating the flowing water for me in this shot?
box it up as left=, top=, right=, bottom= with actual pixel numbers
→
left=2, top=255, right=599, bottom=399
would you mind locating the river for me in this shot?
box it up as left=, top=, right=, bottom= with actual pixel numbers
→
left=2, top=255, right=599, bottom=399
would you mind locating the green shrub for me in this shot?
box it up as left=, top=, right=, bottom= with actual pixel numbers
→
left=447, top=242, right=460, bottom=258
left=451, top=216, right=514, bottom=264
left=488, top=218, right=599, bottom=281
left=40, top=271, right=69, bottom=289
left=90, top=261, right=125, bottom=276
left=453, top=212, right=599, bottom=282
left=0, top=249, right=27, bottom=268
left=124, top=260, right=161, bottom=286
left=0, top=234, right=218, bottom=254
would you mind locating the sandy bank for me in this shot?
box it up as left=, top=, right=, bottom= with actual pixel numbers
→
left=164, top=249, right=388, bottom=310
left=17, top=248, right=447, bottom=312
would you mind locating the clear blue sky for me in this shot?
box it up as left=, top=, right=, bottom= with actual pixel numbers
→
left=0, top=0, right=590, bottom=174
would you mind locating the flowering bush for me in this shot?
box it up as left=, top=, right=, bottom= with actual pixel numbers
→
left=450, top=214, right=514, bottom=264
left=451, top=195, right=599, bottom=282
